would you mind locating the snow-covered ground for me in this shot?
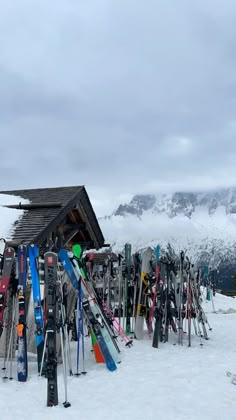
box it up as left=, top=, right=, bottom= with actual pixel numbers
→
left=1, top=292, right=236, bottom=420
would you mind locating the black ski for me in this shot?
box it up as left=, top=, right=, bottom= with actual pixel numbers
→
left=44, top=252, right=58, bottom=407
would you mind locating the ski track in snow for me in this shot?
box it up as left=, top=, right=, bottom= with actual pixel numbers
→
left=0, top=293, right=236, bottom=419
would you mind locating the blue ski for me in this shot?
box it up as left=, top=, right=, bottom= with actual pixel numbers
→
left=28, top=244, right=44, bottom=373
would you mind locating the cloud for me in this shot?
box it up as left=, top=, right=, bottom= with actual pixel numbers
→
left=0, top=0, right=236, bottom=214
left=99, top=204, right=236, bottom=257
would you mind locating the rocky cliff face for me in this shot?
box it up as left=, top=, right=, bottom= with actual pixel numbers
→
left=113, top=188, right=236, bottom=218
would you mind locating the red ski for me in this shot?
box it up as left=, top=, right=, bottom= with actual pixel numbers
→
left=0, top=247, right=15, bottom=336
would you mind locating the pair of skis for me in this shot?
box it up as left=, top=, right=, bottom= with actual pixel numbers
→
left=0, top=243, right=15, bottom=338
left=17, top=245, right=28, bottom=382
left=37, top=250, right=70, bottom=408
left=0, top=242, right=16, bottom=381
left=59, top=247, right=120, bottom=373
left=0, top=243, right=28, bottom=382
left=30, top=247, right=64, bottom=407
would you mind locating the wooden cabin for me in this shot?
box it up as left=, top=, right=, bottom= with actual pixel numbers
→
left=0, top=185, right=105, bottom=253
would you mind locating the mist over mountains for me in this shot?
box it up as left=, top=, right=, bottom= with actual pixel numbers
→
left=113, top=189, right=236, bottom=218
left=99, top=188, right=236, bottom=284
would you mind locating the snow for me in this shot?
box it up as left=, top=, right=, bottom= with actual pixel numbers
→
left=100, top=207, right=236, bottom=246
left=99, top=207, right=236, bottom=262
left=0, top=194, right=29, bottom=239
left=1, top=292, right=236, bottom=419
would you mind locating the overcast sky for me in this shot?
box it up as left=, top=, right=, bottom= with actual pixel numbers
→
left=1, top=0, right=236, bottom=215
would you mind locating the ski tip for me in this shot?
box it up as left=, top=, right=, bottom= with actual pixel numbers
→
left=155, top=245, right=160, bottom=260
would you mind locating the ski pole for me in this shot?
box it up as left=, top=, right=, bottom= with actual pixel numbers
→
left=59, top=324, right=71, bottom=408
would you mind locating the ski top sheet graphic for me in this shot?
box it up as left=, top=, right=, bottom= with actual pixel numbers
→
left=44, top=252, right=58, bottom=407
left=28, top=244, right=44, bottom=373
left=0, top=247, right=15, bottom=337
left=124, top=243, right=132, bottom=334
left=134, top=247, right=153, bottom=340
left=17, top=245, right=28, bottom=382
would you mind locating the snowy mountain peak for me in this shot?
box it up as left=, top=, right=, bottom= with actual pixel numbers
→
left=114, top=194, right=156, bottom=217
left=113, top=188, right=236, bottom=219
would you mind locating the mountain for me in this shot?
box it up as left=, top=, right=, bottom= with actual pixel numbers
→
left=114, top=189, right=236, bottom=218
left=99, top=188, right=236, bottom=290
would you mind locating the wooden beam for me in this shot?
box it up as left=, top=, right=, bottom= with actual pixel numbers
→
left=74, top=240, right=95, bottom=250
left=64, top=229, right=79, bottom=245
left=63, top=223, right=86, bottom=231
left=3, top=202, right=62, bottom=210
left=4, top=239, right=26, bottom=249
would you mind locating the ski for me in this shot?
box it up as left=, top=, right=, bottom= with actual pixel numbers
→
left=124, top=243, right=132, bottom=335
left=134, top=247, right=152, bottom=340
left=28, top=244, right=44, bottom=373
left=44, top=252, right=58, bottom=407
left=76, top=277, right=86, bottom=375
left=0, top=238, right=6, bottom=274
left=17, top=245, right=28, bottom=382
left=0, top=247, right=15, bottom=337
left=151, top=245, right=161, bottom=347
